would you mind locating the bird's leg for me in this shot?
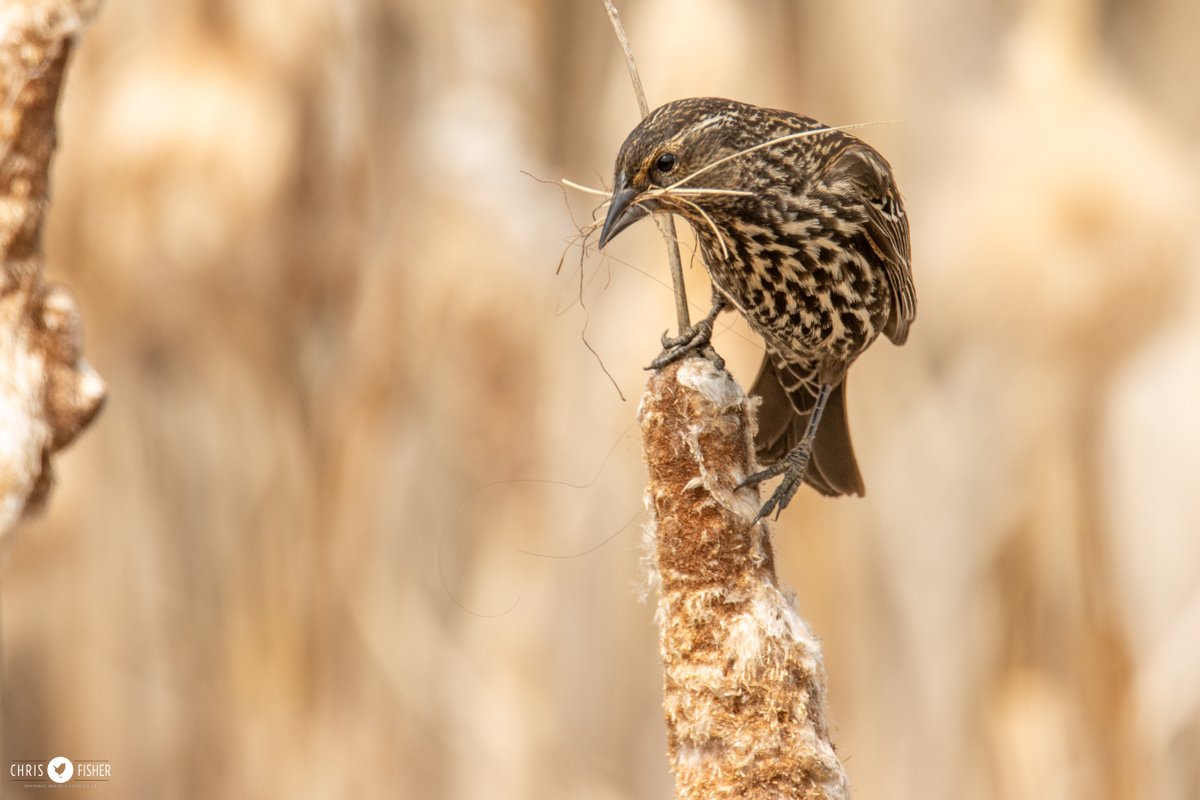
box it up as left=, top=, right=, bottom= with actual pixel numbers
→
left=741, top=381, right=834, bottom=524
left=648, top=293, right=727, bottom=370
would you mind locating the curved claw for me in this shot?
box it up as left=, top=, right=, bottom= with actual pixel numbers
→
left=660, top=326, right=700, bottom=350
left=768, top=471, right=805, bottom=520
left=647, top=319, right=716, bottom=371
left=750, top=499, right=777, bottom=527
left=744, top=442, right=814, bottom=523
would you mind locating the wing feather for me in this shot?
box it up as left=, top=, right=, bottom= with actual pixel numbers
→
left=821, top=144, right=916, bottom=345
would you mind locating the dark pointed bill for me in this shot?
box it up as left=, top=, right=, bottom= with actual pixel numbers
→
left=598, top=182, right=648, bottom=248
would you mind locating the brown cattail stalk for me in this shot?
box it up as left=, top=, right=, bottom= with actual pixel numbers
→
left=0, top=1, right=105, bottom=537
left=640, top=357, right=848, bottom=799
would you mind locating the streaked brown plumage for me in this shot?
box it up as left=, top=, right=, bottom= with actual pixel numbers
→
left=599, top=97, right=916, bottom=520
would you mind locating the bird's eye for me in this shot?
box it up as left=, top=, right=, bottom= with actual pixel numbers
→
left=654, top=153, right=677, bottom=173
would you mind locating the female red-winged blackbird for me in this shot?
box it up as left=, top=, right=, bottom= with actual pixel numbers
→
left=599, top=97, right=916, bottom=521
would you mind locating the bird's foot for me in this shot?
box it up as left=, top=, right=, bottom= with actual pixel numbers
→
left=741, top=442, right=814, bottom=525
left=647, top=319, right=718, bottom=370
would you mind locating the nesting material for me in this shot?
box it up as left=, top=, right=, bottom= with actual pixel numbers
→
left=640, top=357, right=848, bottom=799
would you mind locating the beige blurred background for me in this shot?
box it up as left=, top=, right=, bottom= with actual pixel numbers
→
left=2, top=0, right=1199, bottom=797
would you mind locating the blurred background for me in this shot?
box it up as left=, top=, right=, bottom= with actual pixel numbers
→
left=2, top=0, right=1199, bottom=797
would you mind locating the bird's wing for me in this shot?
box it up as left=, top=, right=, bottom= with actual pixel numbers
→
left=820, top=143, right=917, bottom=345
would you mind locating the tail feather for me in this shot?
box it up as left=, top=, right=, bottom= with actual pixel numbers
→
left=749, top=357, right=865, bottom=497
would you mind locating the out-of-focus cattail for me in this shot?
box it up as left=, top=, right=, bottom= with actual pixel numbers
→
left=0, top=1, right=106, bottom=535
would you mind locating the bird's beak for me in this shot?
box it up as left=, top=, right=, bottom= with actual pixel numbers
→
left=598, top=175, right=648, bottom=248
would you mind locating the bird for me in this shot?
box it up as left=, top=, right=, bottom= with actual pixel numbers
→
left=598, top=97, right=915, bottom=521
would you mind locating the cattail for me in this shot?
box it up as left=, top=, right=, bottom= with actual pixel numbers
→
left=641, top=357, right=848, bottom=799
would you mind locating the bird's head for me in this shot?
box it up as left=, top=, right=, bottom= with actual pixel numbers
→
left=598, top=98, right=754, bottom=248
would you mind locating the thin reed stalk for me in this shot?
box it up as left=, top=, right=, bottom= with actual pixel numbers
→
left=603, top=0, right=691, bottom=333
